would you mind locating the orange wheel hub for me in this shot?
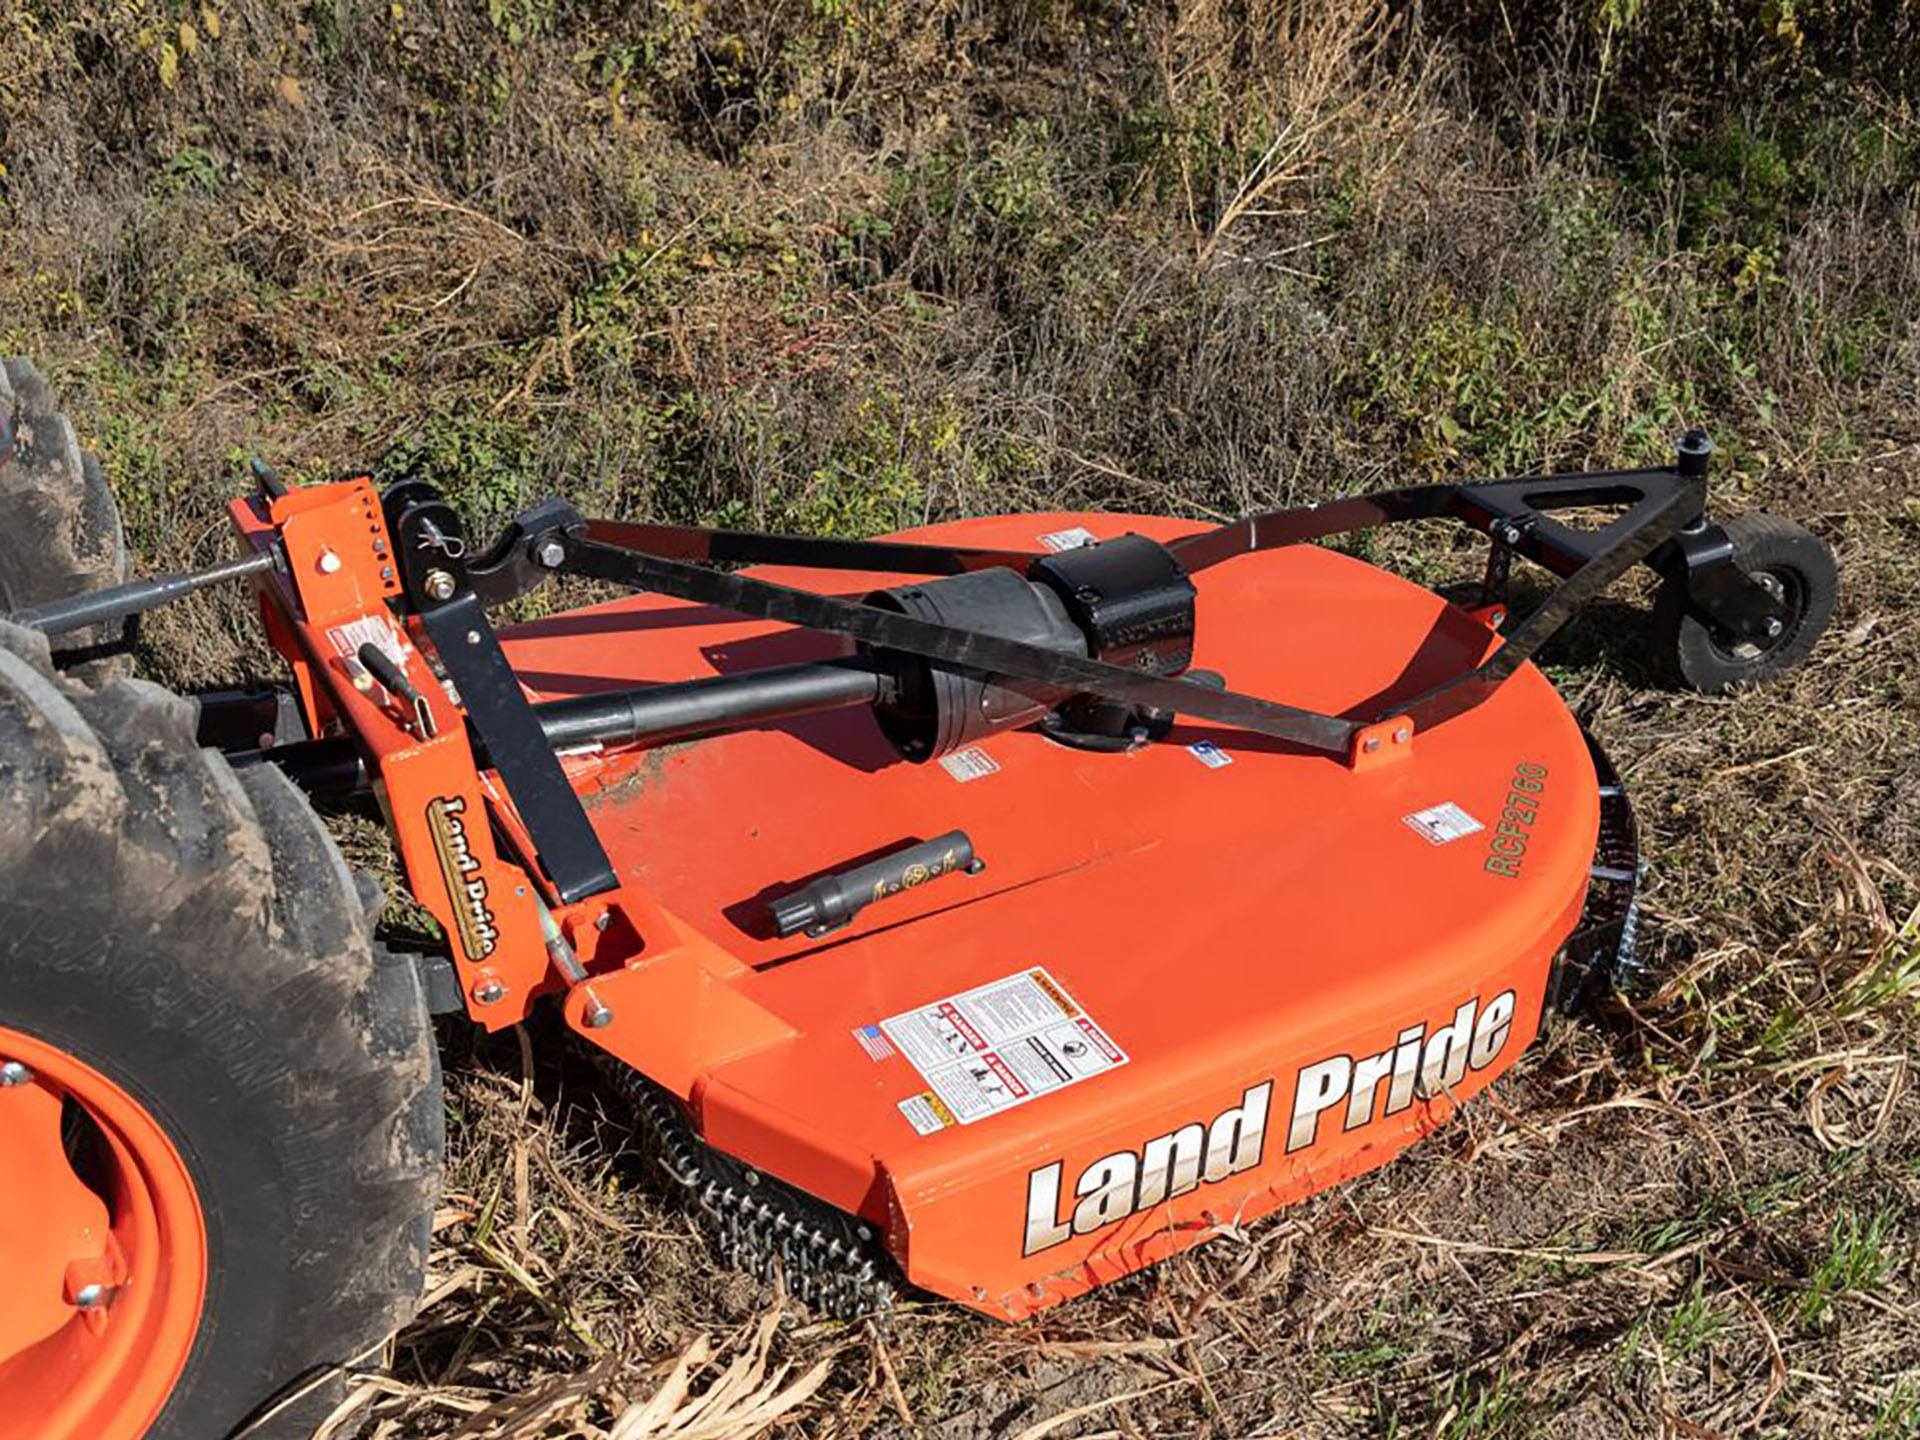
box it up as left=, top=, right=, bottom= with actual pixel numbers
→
left=0, top=1026, right=206, bottom=1440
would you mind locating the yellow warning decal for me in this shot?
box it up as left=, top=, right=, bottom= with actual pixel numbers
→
left=1029, top=968, right=1079, bottom=1017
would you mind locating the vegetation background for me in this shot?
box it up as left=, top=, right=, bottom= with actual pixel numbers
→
left=3, top=1, right=1917, bottom=1435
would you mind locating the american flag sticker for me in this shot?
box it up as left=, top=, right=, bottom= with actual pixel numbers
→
left=852, top=1024, right=895, bottom=1063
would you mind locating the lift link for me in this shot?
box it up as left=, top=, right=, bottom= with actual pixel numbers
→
left=381, top=481, right=619, bottom=905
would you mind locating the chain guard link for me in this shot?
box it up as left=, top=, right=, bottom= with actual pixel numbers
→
left=603, top=1062, right=902, bottom=1318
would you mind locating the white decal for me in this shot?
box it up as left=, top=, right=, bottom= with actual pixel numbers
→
left=1402, top=801, right=1484, bottom=845
left=883, top=969, right=1125, bottom=1131
left=1038, top=526, right=1099, bottom=552
left=939, top=747, right=1000, bottom=783
left=326, top=614, right=409, bottom=701
left=1187, top=741, right=1233, bottom=769
left=898, top=1092, right=955, bottom=1135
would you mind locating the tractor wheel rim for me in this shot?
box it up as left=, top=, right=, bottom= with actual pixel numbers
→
left=0, top=1026, right=207, bottom=1440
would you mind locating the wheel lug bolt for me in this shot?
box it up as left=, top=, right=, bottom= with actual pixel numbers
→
left=0, top=1060, right=32, bottom=1087
left=1764, top=617, right=1784, bottom=638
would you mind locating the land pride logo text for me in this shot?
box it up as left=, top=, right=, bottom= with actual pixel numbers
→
left=1021, top=989, right=1518, bottom=1255
left=426, top=796, right=499, bottom=960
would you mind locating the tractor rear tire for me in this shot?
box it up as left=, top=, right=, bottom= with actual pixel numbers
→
left=0, top=359, right=132, bottom=682
left=0, top=621, right=441, bottom=1440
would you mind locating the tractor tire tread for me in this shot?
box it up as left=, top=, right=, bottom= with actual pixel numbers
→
left=0, top=618, right=439, bottom=1439
left=0, top=358, right=131, bottom=682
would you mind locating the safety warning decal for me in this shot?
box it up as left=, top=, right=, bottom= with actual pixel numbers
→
left=326, top=613, right=410, bottom=701
left=1402, top=801, right=1485, bottom=846
left=938, top=747, right=1000, bottom=783
left=881, top=968, right=1127, bottom=1132
left=898, top=1092, right=958, bottom=1136
left=1037, top=526, right=1099, bottom=552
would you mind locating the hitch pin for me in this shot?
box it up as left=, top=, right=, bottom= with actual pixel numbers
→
left=416, top=518, right=466, bottom=559
left=534, top=896, right=614, bottom=1029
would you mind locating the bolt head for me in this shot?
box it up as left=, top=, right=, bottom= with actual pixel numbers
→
left=1362, top=737, right=1381, bottom=753
left=583, top=1001, right=615, bottom=1029
left=594, top=912, right=612, bottom=931
left=1393, top=726, right=1411, bottom=744
left=423, top=569, right=457, bottom=601
left=316, top=548, right=343, bottom=575
left=535, top=538, right=567, bottom=569
left=471, top=979, right=507, bottom=1006
left=0, top=1060, right=33, bottom=1087
left=73, top=1283, right=107, bottom=1310
left=1764, top=617, right=1784, bottom=639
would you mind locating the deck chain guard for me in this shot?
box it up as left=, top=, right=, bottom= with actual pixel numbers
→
left=600, top=1062, right=900, bottom=1317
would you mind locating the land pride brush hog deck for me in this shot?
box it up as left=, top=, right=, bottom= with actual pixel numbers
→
left=0, top=357, right=1839, bottom=1438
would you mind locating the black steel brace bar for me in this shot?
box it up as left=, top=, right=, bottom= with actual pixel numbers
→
left=585, top=519, right=1037, bottom=577
left=562, top=538, right=1363, bottom=753
left=552, top=462, right=1706, bottom=756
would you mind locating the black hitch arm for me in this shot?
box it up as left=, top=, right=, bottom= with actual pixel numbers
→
left=6, top=550, right=278, bottom=637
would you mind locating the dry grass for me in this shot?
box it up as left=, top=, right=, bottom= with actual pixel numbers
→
left=4, top=1, right=1918, bottom=1435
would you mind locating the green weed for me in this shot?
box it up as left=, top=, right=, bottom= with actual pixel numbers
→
left=1801, top=1205, right=1899, bottom=1325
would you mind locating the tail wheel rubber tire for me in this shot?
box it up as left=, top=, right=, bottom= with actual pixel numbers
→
left=0, top=620, right=442, bottom=1440
left=1651, top=512, right=1838, bottom=696
left=0, top=359, right=132, bottom=683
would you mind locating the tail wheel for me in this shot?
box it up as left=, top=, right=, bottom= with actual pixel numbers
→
left=1652, top=512, right=1839, bottom=695
left=0, top=622, right=441, bottom=1440
left=0, top=359, right=131, bottom=681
